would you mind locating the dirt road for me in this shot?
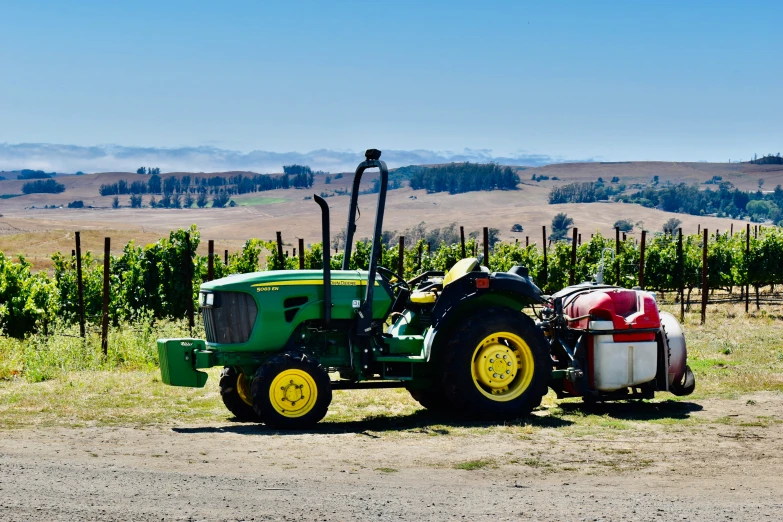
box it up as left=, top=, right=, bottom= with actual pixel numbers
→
left=1, top=395, right=782, bottom=521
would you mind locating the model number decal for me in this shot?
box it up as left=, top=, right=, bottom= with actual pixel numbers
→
left=256, top=286, right=279, bottom=292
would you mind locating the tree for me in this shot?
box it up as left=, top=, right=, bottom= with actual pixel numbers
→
left=611, top=176, right=620, bottom=183
left=511, top=224, right=524, bottom=232
left=137, top=167, right=147, bottom=175
left=331, top=228, right=347, bottom=251
left=22, top=179, right=65, bottom=194
left=662, top=217, right=681, bottom=234
left=613, top=218, right=634, bottom=232
left=112, top=196, right=119, bottom=209
left=759, top=178, right=765, bottom=189
left=550, top=212, right=574, bottom=240
left=196, top=191, right=208, bottom=208
left=147, top=174, right=161, bottom=194
left=183, top=193, right=194, bottom=208
left=212, top=190, right=230, bottom=208
left=129, top=194, right=142, bottom=208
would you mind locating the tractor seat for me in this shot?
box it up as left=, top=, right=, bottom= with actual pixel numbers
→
left=409, top=258, right=480, bottom=304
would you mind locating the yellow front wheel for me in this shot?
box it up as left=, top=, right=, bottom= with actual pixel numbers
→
left=268, top=369, right=319, bottom=418
left=251, top=352, right=332, bottom=430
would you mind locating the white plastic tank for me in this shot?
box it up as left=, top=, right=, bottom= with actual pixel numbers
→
left=590, top=320, right=658, bottom=391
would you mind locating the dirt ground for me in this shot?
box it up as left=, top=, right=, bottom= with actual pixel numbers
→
left=2, top=393, right=782, bottom=521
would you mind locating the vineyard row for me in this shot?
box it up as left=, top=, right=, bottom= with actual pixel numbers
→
left=1, top=223, right=779, bottom=341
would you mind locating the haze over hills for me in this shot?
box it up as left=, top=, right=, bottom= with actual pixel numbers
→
left=0, top=143, right=563, bottom=174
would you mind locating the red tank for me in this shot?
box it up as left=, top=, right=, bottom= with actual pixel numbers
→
left=564, top=288, right=661, bottom=342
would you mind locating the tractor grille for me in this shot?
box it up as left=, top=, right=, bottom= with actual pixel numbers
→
left=203, top=291, right=258, bottom=344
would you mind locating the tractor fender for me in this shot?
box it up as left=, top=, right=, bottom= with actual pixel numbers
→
left=425, top=271, right=543, bottom=361
left=430, top=271, right=543, bottom=330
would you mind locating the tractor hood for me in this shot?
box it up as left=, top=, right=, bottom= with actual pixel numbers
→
left=200, top=269, right=381, bottom=293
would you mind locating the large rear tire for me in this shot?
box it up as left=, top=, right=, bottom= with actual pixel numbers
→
left=219, top=367, right=261, bottom=422
left=441, top=308, right=550, bottom=419
left=251, top=352, right=332, bottom=430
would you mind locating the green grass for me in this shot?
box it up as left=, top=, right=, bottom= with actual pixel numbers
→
left=454, top=459, right=495, bottom=470
left=234, top=196, right=287, bottom=206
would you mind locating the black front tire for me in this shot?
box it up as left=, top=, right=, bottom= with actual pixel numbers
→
left=441, top=308, right=550, bottom=420
left=219, top=367, right=261, bottom=422
left=251, top=352, right=332, bottom=430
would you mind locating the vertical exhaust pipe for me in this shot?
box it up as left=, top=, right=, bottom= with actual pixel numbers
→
left=314, top=195, right=331, bottom=328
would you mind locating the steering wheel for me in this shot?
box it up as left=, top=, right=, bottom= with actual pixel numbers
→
left=376, top=266, right=411, bottom=292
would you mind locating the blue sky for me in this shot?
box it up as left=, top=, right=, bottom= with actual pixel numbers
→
left=1, top=1, right=781, bottom=172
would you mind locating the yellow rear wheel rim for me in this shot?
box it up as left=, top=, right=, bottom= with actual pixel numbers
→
left=471, top=332, right=535, bottom=402
left=269, top=369, right=318, bottom=418
left=236, top=373, right=253, bottom=406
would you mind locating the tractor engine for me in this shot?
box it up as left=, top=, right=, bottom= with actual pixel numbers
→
left=544, top=285, right=695, bottom=401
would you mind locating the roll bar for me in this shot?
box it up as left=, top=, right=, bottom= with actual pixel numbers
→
left=342, top=149, right=388, bottom=336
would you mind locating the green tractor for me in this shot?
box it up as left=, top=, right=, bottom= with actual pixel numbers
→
left=157, top=149, right=693, bottom=429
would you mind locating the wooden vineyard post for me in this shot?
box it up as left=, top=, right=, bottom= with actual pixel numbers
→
left=542, top=226, right=548, bottom=289
left=75, top=231, right=85, bottom=338
left=101, top=237, right=110, bottom=356
left=417, top=241, right=423, bottom=271
left=483, top=227, right=490, bottom=268
left=398, top=236, right=405, bottom=278
left=224, top=249, right=229, bottom=266
left=639, top=230, right=646, bottom=289
left=207, top=240, right=215, bottom=281
left=578, top=233, right=581, bottom=246
left=615, top=227, right=621, bottom=285
left=730, top=223, right=733, bottom=237
left=525, top=236, right=529, bottom=247
left=746, top=223, right=750, bottom=313
left=569, top=227, right=578, bottom=286
left=460, top=226, right=466, bottom=259
left=276, top=231, right=284, bottom=268
left=185, top=232, right=195, bottom=332
left=298, top=238, right=305, bottom=270
left=678, top=228, right=684, bottom=322
left=701, top=228, right=708, bottom=324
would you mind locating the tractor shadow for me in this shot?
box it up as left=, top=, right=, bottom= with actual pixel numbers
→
left=172, top=408, right=573, bottom=436
left=557, top=399, right=703, bottom=421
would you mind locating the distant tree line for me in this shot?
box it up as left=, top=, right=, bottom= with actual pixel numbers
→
left=748, top=154, right=782, bottom=165
left=408, top=162, right=520, bottom=194
left=619, top=182, right=783, bottom=223
left=18, top=169, right=55, bottom=180
left=99, top=171, right=314, bottom=198
left=22, top=179, right=65, bottom=194
left=136, top=167, right=161, bottom=175
left=548, top=180, right=625, bottom=204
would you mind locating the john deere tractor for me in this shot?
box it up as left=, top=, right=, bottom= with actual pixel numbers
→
left=158, top=149, right=694, bottom=429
